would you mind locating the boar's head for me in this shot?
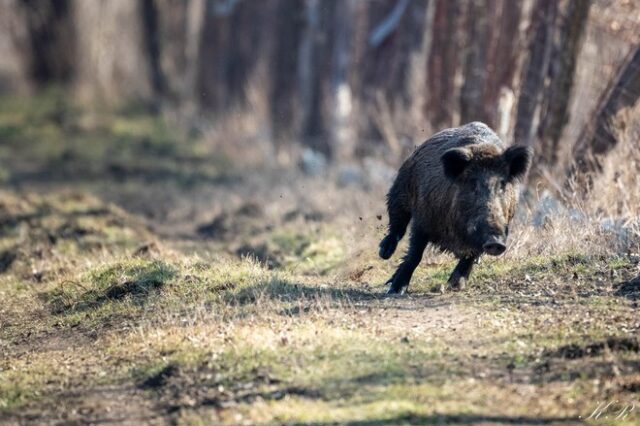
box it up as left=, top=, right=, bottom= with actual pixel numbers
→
left=441, top=143, right=532, bottom=256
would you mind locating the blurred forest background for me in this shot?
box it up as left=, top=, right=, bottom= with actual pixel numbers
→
left=0, top=0, right=638, bottom=187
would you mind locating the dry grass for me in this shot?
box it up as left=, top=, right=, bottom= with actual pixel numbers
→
left=587, top=105, right=640, bottom=218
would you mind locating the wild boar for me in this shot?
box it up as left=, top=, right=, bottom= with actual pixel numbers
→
left=379, top=122, right=532, bottom=294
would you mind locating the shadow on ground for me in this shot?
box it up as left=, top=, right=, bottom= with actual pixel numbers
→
left=288, top=414, right=581, bottom=425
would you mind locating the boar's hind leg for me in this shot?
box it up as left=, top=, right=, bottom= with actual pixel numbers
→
left=379, top=201, right=411, bottom=260
left=386, top=228, right=428, bottom=295
left=446, top=257, right=477, bottom=291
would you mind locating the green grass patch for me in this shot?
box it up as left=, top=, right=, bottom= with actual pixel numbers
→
left=0, top=91, right=229, bottom=189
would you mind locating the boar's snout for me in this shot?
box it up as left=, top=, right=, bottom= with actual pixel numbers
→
left=482, top=236, right=506, bottom=256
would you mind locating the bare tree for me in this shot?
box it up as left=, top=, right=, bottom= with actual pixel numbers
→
left=73, top=0, right=155, bottom=105
left=571, top=45, right=640, bottom=177
left=0, top=0, right=75, bottom=94
left=426, top=0, right=464, bottom=129
left=537, top=0, right=591, bottom=166
left=269, top=0, right=305, bottom=146
left=19, top=0, right=75, bottom=87
left=197, top=1, right=274, bottom=112
left=371, top=0, right=429, bottom=109
left=0, top=1, right=32, bottom=94
left=482, top=0, right=524, bottom=128
left=351, top=0, right=431, bottom=149
left=328, top=0, right=357, bottom=160
left=513, top=0, right=558, bottom=147
left=299, top=0, right=337, bottom=156
left=460, top=0, right=492, bottom=125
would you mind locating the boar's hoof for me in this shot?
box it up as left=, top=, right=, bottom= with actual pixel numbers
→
left=448, top=277, right=466, bottom=291
left=431, top=283, right=445, bottom=294
left=384, top=271, right=397, bottom=287
left=379, top=234, right=398, bottom=259
left=386, top=286, right=406, bottom=296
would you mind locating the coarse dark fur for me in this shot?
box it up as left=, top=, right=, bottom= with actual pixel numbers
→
left=379, top=122, right=532, bottom=294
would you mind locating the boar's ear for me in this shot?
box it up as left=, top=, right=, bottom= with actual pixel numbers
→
left=504, top=145, right=532, bottom=182
left=442, top=148, right=472, bottom=180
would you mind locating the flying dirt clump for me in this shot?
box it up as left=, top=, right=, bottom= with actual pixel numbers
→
left=379, top=122, right=532, bottom=294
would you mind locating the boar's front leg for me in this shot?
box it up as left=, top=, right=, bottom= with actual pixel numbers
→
left=386, top=227, right=428, bottom=295
left=444, top=256, right=478, bottom=292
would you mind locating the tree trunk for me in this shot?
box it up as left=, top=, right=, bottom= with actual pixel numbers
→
left=0, top=0, right=75, bottom=94
left=350, top=0, right=397, bottom=144
left=299, top=0, right=337, bottom=157
left=459, top=0, right=492, bottom=124
left=426, top=0, right=464, bottom=128
left=19, top=0, right=75, bottom=87
left=571, top=45, right=640, bottom=177
left=459, top=0, right=525, bottom=129
left=141, top=0, right=166, bottom=100
left=513, top=0, right=558, bottom=147
left=482, top=0, right=523, bottom=129
left=149, top=0, right=207, bottom=113
left=197, top=1, right=273, bottom=113
left=537, top=0, right=591, bottom=166
left=0, top=0, right=31, bottom=94
left=73, top=0, right=154, bottom=105
left=381, top=0, right=430, bottom=109
left=269, top=0, right=305, bottom=146
left=352, top=0, right=430, bottom=149
left=328, top=0, right=356, bottom=160
left=407, top=0, right=436, bottom=133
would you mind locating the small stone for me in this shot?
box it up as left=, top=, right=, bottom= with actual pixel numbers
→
left=299, top=148, right=327, bottom=177
left=336, top=164, right=365, bottom=187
